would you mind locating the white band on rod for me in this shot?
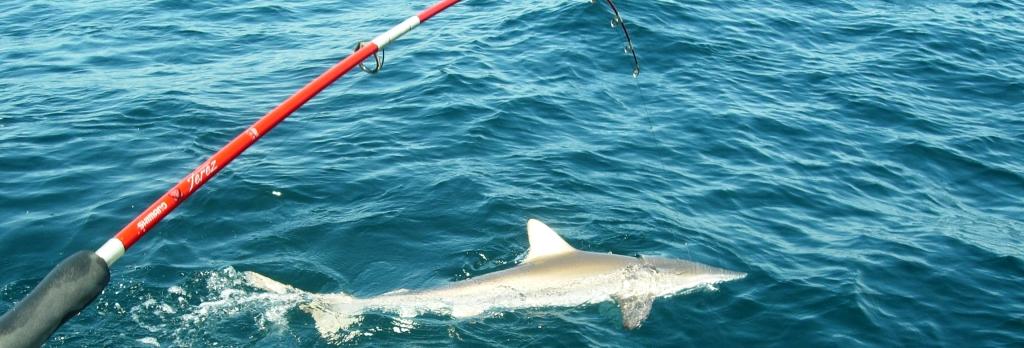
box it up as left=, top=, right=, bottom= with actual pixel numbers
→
left=372, top=16, right=422, bottom=49
left=95, top=238, right=126, bottom=266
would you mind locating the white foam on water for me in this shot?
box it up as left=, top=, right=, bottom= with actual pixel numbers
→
left=177, top=267, right=306, bottom=329
left=120, top=267, right=309, bottom=346
left=137, top=337, right=160, bottom=347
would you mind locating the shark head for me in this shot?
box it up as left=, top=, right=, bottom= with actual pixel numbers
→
left=639, top=255, right=746, bottom=296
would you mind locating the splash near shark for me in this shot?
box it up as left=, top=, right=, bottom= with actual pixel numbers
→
left=245, top=220, right=745, bottom=338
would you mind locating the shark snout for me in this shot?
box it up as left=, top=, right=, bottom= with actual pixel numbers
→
left=640, top=256, right=746, bottom=287
left=712, top=269, right=746, bottom=282
left=697, top=263, right=747, bottom=284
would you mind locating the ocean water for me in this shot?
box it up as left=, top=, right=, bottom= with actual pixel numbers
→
left=1, top=0, right=1022, bottom=346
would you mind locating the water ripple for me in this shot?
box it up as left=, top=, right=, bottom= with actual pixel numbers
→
left=1, top=0, right=1022, bottom=346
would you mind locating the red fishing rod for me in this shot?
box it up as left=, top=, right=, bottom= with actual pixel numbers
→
left=0, top=1, right=459, bottom=346
left=100, top=0, right=458, bottom=264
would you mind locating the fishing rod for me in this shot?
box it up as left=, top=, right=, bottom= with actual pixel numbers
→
left=595, top=0, right=640, bottom=77
left=0, top=1, right=459, bottom=346
left=0, top=0, right=638, bottom=346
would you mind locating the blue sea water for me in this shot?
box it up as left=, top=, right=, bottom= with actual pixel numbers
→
left=2, top=0, right=1023, bottom=346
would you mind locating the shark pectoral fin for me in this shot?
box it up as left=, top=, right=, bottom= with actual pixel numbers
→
left=613, top=294, right=654, bottom=330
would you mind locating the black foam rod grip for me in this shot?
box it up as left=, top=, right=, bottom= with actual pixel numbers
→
left=0, top=251, right=110, bottom=348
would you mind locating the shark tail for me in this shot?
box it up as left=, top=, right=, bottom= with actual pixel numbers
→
left=244, top=271, right=304, bottom=295
left=244, top=271, right=362, bottom=338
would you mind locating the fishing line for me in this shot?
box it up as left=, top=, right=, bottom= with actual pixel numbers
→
left=594, top=0, right=678, bottom=244
left=593, top=0, right=662, bottom=167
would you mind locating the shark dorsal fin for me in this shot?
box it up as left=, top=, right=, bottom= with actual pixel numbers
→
left=524, top=219, right=576, bottom=262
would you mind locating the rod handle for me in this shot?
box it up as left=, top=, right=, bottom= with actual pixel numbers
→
left=0, top=251, right=110, bottom=347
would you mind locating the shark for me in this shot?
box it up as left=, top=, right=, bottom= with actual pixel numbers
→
left=245, top=219, right=745, bottom=337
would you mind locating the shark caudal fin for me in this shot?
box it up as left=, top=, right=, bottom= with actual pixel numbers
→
left=244, top=271, right=361, bottom=339
left=244, top=271, right=304, bottom=294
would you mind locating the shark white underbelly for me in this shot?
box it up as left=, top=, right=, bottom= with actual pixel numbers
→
left=245, top=219, right=745, bottom=338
